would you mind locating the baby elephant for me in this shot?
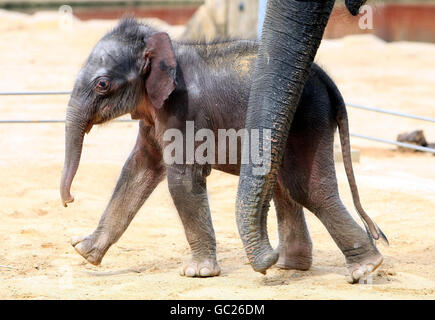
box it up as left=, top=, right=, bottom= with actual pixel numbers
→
left=60, top=18, right=387, bottom=283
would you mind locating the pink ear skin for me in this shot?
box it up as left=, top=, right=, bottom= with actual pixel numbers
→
left=141, top=51, right=151, bottom=75
left=144, top=32, right=177, bottom=109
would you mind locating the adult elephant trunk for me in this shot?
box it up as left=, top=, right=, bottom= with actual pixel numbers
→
left=236, top=0, right=365, bottom=273
left=60, top=104, right=89, bottom=207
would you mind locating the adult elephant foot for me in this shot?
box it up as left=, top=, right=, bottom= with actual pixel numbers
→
left=276, top=244, right=312, bottom=271
left=180, top=257, right=221, bottom=278
left=345, top=250, right=383, bottom=284
left=71, top=234, right=108, bottom=266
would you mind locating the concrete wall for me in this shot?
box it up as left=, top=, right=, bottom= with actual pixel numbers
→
left=183, top=0, right=259, bottom=40
left=227, top=0, right=258, bottom=39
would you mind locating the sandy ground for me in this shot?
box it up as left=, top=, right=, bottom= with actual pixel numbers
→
left=0, top=11, right=434, bottom=299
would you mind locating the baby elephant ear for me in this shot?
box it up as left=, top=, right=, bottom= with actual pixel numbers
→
left=144, top=32, right=177, bottom=109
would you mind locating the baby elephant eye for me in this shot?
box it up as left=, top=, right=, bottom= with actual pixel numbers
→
left=95, top=77, right=110, bottom=93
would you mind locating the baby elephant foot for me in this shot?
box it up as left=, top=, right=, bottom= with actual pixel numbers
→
left=180, top=258, right=221, bottom=278
left=71, top=234, right=107, bottom=266
left=276, top=245, right=312, bottom=271
left=346, top=252, right=384, bottom=284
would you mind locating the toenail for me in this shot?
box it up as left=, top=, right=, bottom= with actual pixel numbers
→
left=353, top=269, right=364, bottom=280
left=199, top=267, right=211, bottom=277
left=346, top=275, right=355, bottom=284
left=185, top=268, right=196, bottom=277
left=71, top=236, right=83, bottom=246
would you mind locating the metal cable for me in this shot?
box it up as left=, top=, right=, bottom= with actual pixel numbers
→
left=351, top=133, right=435, bottom=154
left=0, top=91, right=434, bottom=153
left=347, top=103, right=435, bottom=123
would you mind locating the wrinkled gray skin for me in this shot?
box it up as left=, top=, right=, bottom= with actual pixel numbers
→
left=235, top=0, right=380, bottom=277
left=61, top=18, right=386, bottom=283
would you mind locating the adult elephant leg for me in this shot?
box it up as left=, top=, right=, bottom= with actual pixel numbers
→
left=167, top=164, right=220, bottom=277
left=273, top=181, right=312, bottom=271
left=72, top=125, right=165, bottom=265
left=236, top=0, right=335, bottom=273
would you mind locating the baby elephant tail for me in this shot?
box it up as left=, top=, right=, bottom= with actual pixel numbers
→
left=336, top=103, right=389, bottom=246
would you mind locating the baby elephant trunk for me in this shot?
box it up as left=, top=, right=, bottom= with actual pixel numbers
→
left=60, top=104, right=88, bottom=207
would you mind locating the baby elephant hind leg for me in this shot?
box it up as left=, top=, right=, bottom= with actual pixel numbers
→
left=311, top=200, right=383, bottom=284
left=167, top=164, right=220, bottom=278
left=288, top=133, right=383, bottom=284
left=274, top=182, right=313, bottom=271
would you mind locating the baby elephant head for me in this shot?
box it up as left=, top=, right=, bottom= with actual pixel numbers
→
left=60, top=18, right=177, bottom=207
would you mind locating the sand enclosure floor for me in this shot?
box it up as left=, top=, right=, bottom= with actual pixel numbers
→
left=0, top=11, right=434, bottom=299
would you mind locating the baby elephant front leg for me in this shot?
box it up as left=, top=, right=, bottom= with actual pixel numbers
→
left=167, top=164, right=220, bottom=277
left=72, top=125, right=165, bottom=265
